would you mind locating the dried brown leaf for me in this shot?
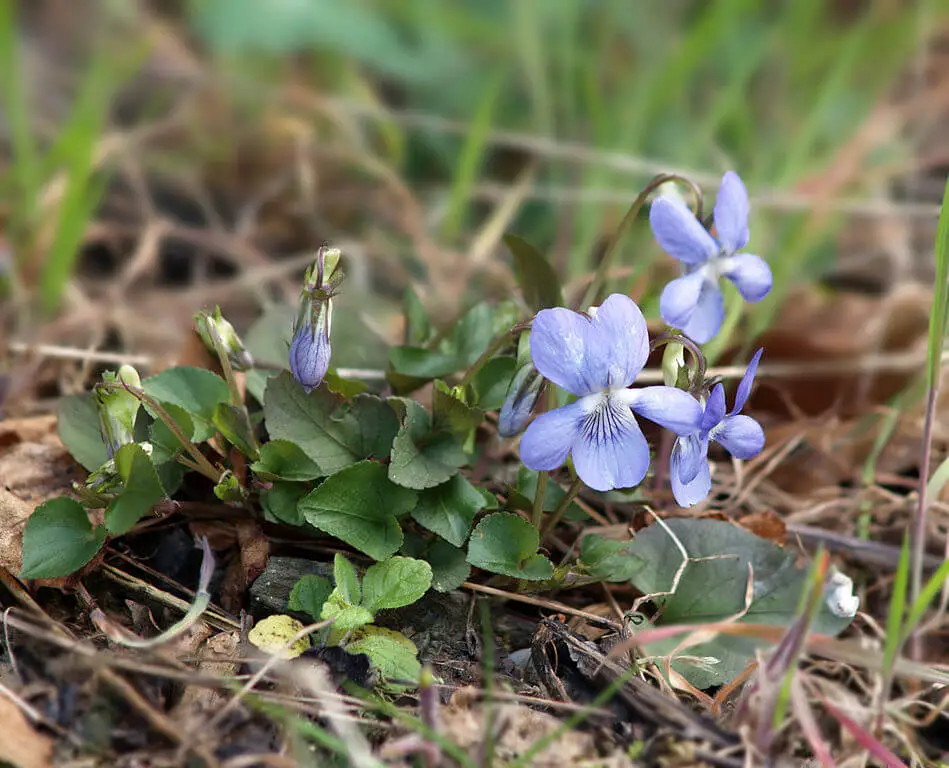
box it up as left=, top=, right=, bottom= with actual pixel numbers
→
left=0, top=694, right=54, bottom=768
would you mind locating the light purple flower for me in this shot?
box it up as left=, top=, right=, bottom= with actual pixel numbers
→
left=519, top=294, right=703, bottom=492
left=650, top=172, right=772, bottom=344
left=671, top=349, right=765, bottom=506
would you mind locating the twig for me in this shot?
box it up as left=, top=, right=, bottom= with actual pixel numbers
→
left=462, top=581, right=620, bottom=630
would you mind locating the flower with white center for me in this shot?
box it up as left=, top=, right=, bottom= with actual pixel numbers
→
left=650, top=172, right=772, bottom=344
left=519, top=294, right=703, bottom=492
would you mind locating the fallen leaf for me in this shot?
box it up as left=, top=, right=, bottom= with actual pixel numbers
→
left=737, top=511, right=787, bottom=545
left=219, top=519, right=270, bottom=613
left=0, top=694, right=54, bottom=768
left=0, top=486, right=33, bottom=575
left=0, top=441, right=80, bottom=503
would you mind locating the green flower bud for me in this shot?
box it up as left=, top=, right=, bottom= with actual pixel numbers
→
left=95, top=365, right=142, bottom=458
left=195, top=306, right=254, bottom=371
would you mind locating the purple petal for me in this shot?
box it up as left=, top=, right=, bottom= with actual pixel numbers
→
left=671, top=456, right=712, bottom=508
left=529, top=307, right=603, bottom=396
left=289, top=325, right=331, bottom=393
left=624, top=386, right=702, bottom=436
left=587, top=294, right=650, bottom=389
left=660, top=269, right=705, bottom=330
left=649, top=196, right=718, bottom=266
left=711, top=414, right=765, bottom=459
left=722, top=253, right=772, bottom=302
left=732, top=348, right=763, bottom=414
left=519, top=400, right=586, bottom=471
left=681, top=281, right=725, bottom=344
left=498, top=367, right=542, bottom=438
left=713, top=171, right=750, bottom=253
left=673, top=432, right=707, bottom=485
left=571, top=396, right=650, bottom=491
left=701, top=383, right=726, bottom=433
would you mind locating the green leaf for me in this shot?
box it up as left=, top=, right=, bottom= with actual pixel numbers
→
left=403, top=286, right=431, bottom=346
left=579, top=534, right=645, bottom=582
left=212, top=402, right=259, bottom=460
left=143, top=366, right=230, bottom=441
left=452, top=303, right=495, bottom=367
left=469, top=355, right=516, bottom=411
left=388, top=398, right=467, bottom=490
left=466, top=512, right=553, bottom=580
left=361, top=556, right=433, bottom=613
left=57, top=393, right=109, bottom=471
left=427, top=539, right=471, bottom=592
left=321, top=593, right=374, bottom=632
left=264, top=373, right=398, bottom=475
left=300, top=463, right=417, bottom=561
left=105, top=444, right=166, bottom=534
left=20, top=497, right=107, bottom=579
left=627, top=518, right=855, bottom=689
left=252, top=440, right=323, bottom=481
left=323, top=370, right=368, bottom=399
left=333, top=552, right=362, bottom=606
left=503, top=234, right=563, bottom=311
left=289, top=574, right=335, bottom=622
left=388, top=346, right=461, bottom=379
left=260, top=481, right=308, bottom=525
left=411, top=474, right=484, bottom=547
left=432, top=380, right=484, bottom=438
left=345, top=626, right=420, bottom=684
left=148, top=403, right=195, bottom=464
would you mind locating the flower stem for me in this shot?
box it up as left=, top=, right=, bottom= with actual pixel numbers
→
left=97, top=381, right=224, bottom=483
left=458, top=325, right=527, bottom=388
left=531, top=471, right=548, bottom=530
left=541, top=477, right=583, bottom=538
left=580, top=173, right=703, bottom=310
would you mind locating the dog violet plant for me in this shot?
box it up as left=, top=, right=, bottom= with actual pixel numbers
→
left=30, top=170, right=857, bottom=697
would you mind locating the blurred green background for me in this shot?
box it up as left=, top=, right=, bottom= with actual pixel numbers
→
left=1, top=0, right=945, bottom=358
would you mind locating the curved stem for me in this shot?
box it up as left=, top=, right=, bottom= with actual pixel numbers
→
left=579, top=173, right=703, bottom=310
left=458, top=323, right=529, bottom=388
left=97, top=381, right=224, bottom=483
left=651, top=332, right=708, bottom=393
left=540, top=477, right=583, bottom=538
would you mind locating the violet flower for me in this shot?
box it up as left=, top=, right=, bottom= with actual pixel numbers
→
left=650, top=172, right=772, bottom=344
left=671, top=348, right=765, bottom=506
left=520, top=294, right=702, bottom=492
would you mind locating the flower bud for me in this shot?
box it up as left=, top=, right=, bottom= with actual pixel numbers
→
left=195, top=306, right=254, bottom=371
left=498, top=362, right=543, bottom=437
left=95, top=365, right=142, bottom=458
left=290, top=291, right=333, bottom=395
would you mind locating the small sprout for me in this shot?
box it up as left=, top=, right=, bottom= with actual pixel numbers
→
left=248, top=615, right=310, bottom=659
left=195, top=306, right=254, bottom=371
left=94, top=365, right=142, bottom=458
left=213, top=470, right=246, bottom=503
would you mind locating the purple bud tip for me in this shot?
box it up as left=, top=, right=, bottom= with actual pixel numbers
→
left=289, top=324, right=331, bottom=393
